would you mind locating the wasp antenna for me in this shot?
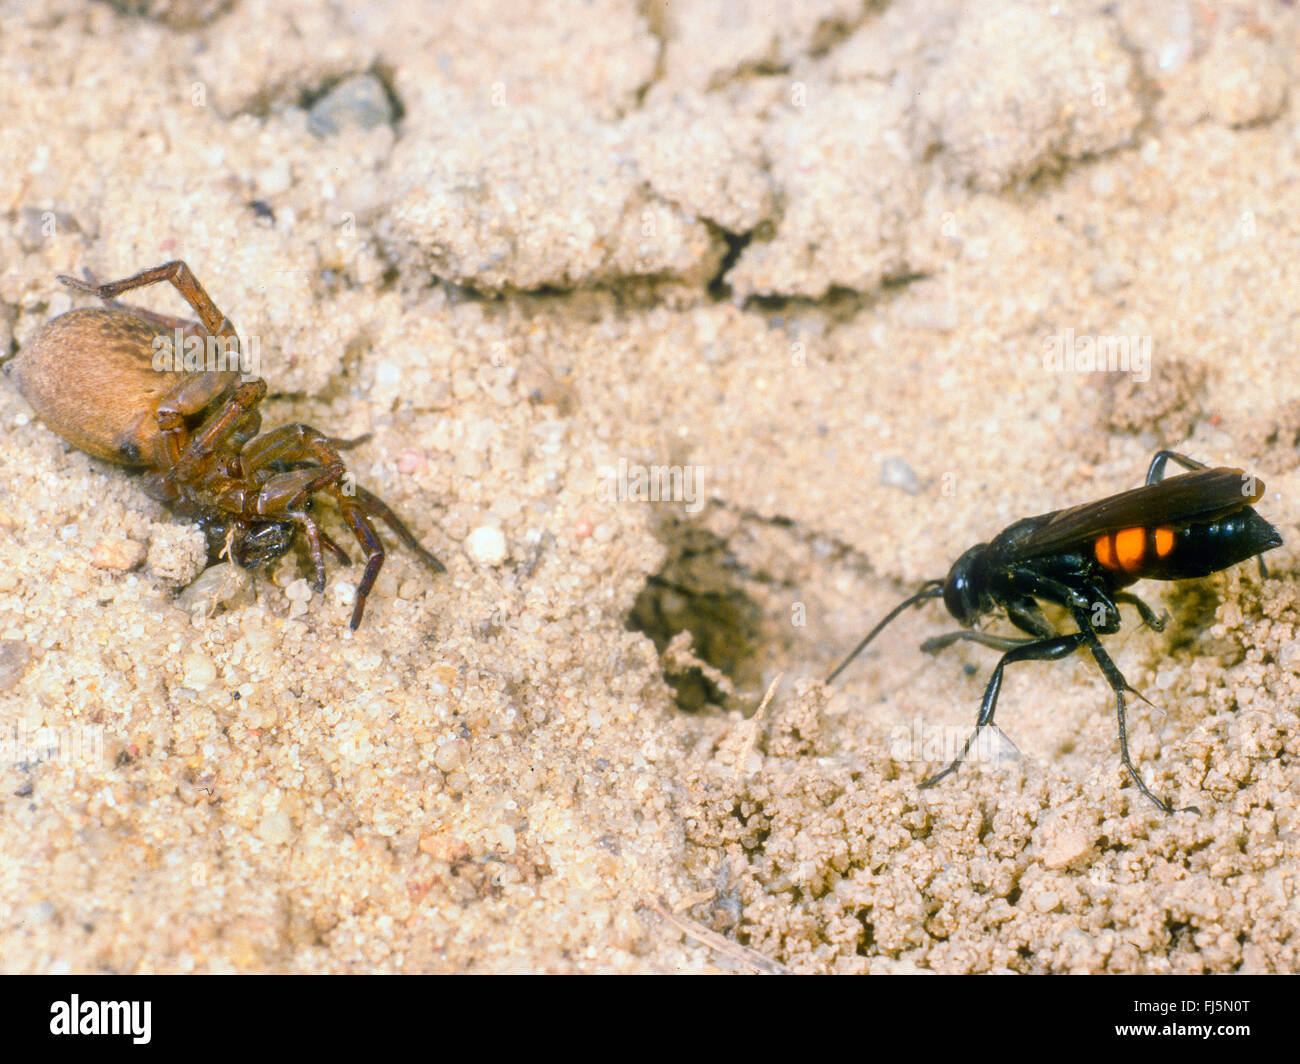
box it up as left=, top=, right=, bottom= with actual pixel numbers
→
left=826, top=580, right=944, bottom=684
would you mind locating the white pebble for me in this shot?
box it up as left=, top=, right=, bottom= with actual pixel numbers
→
left=466, top=525, right=507, bottom=566
left=182, top=653, right=217, bottom=690
left=434, top=739, right=465, bottom=772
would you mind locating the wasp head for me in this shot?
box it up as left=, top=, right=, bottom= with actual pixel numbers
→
left=942, top=544, right=989, bottom=627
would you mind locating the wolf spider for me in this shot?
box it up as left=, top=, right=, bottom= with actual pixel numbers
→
left=14, top=261, right=444, bottom=628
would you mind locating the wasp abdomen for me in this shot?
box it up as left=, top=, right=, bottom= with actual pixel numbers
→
left=1093, top=524, right=1175, bottom=576
left=1094, top=510, right=1281, bottom=582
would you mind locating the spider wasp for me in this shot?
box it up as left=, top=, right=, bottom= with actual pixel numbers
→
left=827, top=451, right=1283, bottom=812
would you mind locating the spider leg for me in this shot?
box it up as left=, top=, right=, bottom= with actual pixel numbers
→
left=60, top=260, right=241, bottom=349
left=318, top=529, right=351, bottom=565
left=239, top=425, right=444, bottom=571
left=166, top=379, right=267, bottom=481
left=235, top=423, right=442, bottom=623
left=339, top=501, right=385, bottom=630
left=237, top=422, right=343, bottom=472
left=240, top=464, right=346, bottom=591
left=352, top=484, right=445, bottom=573
left=1144, top=450, right=1207, bottom=485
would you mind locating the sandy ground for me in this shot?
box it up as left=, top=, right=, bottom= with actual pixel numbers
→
left=0, top=0, right=1298, bottom=973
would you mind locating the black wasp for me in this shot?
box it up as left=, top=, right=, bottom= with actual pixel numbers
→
left=827, top=451, right=1283, bottom=812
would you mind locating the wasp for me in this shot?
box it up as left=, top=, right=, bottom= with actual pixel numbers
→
left=827, top=451, right=1283, bottom=812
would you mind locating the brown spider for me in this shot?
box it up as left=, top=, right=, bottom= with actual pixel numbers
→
left=11, top=261, right=444, bottom=628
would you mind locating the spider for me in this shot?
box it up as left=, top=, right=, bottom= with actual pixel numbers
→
left=11, top=260, right=444, bottom=629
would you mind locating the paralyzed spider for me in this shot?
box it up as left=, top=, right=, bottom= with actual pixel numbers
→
left=11, top=261, right=444, bottom=629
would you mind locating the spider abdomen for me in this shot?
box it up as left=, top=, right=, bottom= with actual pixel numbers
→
left=13, top=306, right=235, bottom=469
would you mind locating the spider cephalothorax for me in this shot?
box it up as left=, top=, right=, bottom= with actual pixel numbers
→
left=12, top=261, right=444, bottom=628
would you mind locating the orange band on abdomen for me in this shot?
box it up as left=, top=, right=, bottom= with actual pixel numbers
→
left=1154, top=525, right=1175, bottom=557
left=1114, top=527, right=1146, bottom=572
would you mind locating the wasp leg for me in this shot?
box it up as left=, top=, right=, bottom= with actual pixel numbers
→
left=1114, top=590, right=1167, bottom=632
left=1005, top=599, right=1058, bottom=638
left=1145, top=449, right=1207, bottom=485
left=921, top=630, right=1040, bottom=654
left=1070, top=609, right=1183, bottom=815
left=918, top=632, right=1086, bottom=791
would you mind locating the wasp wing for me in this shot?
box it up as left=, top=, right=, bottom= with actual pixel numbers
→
left=1014, top=468, right=1263, bottom=559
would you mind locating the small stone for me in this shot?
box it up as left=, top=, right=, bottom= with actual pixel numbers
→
left=880, top=457, right=922, bottom=496
left=434, top=739, right=465, bottom=772
left=396, top=450, right=426, bottom=475
left=256, top=808, right=292, bottom=845
left=0, top=639, right=32, bottom=693
left=1278, top=641, right=1300, bottom=673
left=418, top=832, right=468, bottom=862
left=90, top=536, right=147, bottom=572
left=489, top=824, right=517, bottom=855
left=466, top=525, right=508, bottom=567
left=307, top=74, right=395, bottom=138
left=489, top=494, right=522, bottom=520
left=147, top=525, right=206, bottom=585
left=177, top=563, right=252, bottom=616
left=1034, top=821, right=1093, bottom=870
left=182, top=653, right=217, bottom=691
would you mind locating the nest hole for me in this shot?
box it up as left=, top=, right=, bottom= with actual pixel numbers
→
left=627, top=517, right=763, bottom=712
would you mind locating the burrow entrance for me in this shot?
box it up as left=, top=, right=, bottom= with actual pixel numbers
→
left=627, top=516, right=764, bottom=712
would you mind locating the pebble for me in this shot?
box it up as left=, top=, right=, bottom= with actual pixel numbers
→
left=880, top=456, right=922, bottom=495
left=396, top=450, right=426, bottom=475
left=256, top=809, right=293, bottom=845
left=434, top=739, right=465, bottom=772
left=182, top=653, right=217, bottom=691
left=176, top=563, right=252, bottom=615
left=466, top=525, right=508, bottom=566
left=306, top=74, right=395, bottom=138
left=1035, top=822, right=1093, bottom=870
left=147, top=526, right=206, bottom=585
left=0, top=639, right=32, bottom=692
